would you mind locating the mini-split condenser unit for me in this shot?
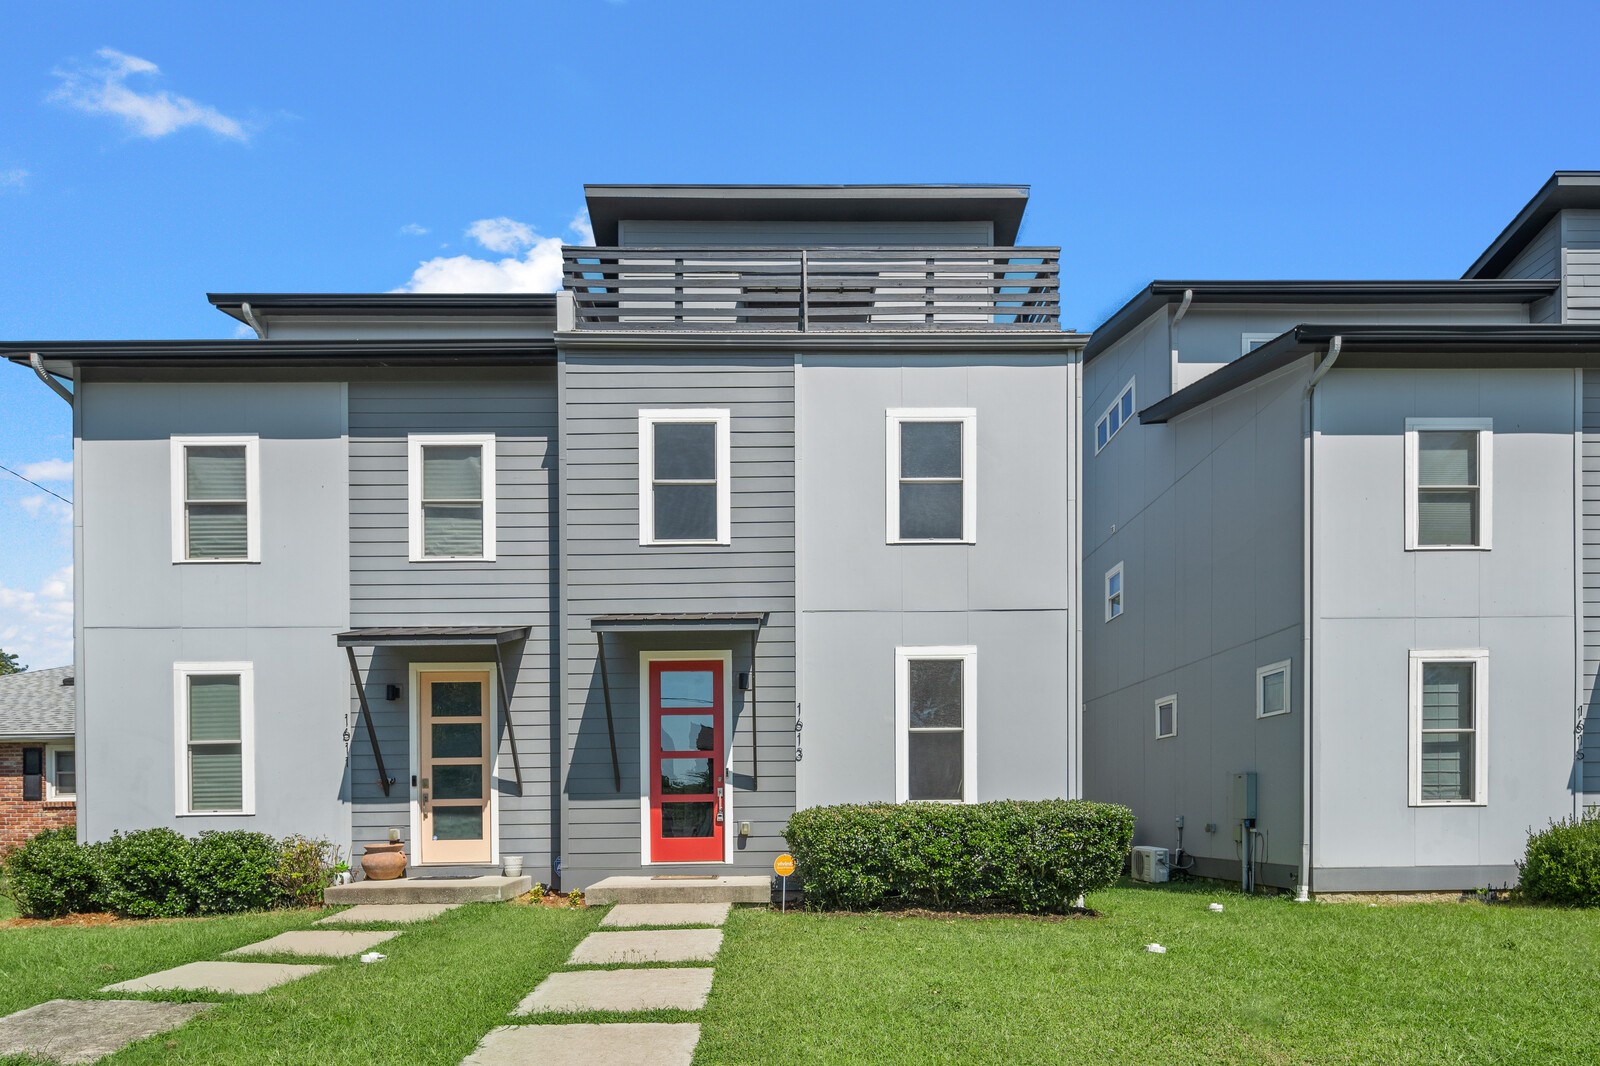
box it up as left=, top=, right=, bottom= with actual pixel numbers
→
left=1131, top=846, right=1170, bottom=883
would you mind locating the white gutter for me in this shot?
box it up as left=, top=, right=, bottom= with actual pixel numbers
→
left=239, top=302, right=267, bottom=339
left=28, top=353, right=74, bottom=406
left=1297, top=334, right=1341, bottom=902
left=1168, top=288, right=1193, bottom=382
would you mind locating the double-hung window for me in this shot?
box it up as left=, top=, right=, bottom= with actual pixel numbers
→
left=639, top=409, right=731, bottom=545
left=1409, top=651, right=1488, bottom=805
left=1095, top=379, right=1135, bottom=453
left=895, top=646, right=977, bottom=802
left=1405, top=419, right=1492, bottom=550
left=1155, top=695, right=1177, bottom=739
left=171, top=436, right=260, bottom=562
left=1257, top=660, right=1291, bottom=718
left=174, top=663, right=254, bottom=816
left=886, top=409, right=976, bottom=543
left=408, top=434, right=497, bottom=561
left=46, top=745, right=76, bottom=800
left=1105, top=563, right=1124, bottom=621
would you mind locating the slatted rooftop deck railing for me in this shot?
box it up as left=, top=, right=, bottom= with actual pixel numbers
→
left=561, top=247, right=1062, bottom=331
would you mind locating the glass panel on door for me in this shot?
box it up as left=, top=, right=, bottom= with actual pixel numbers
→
left=648, top=660, right=725, bottom=863
left=418, top=671, right=492, bottom=865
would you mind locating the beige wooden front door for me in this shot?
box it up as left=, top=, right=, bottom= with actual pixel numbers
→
left=418, top=670, right=493, bottom=864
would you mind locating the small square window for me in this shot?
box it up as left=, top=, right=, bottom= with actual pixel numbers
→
left=640, top=410, right=730, bottom=545
left=1105, top=563, right=1124, bottom=622
left=1256, top=661, right=1291, bottom=718
left=1155, top=696, right=1177, bottom=739
left=1094, top=380, right=1135, bottom=455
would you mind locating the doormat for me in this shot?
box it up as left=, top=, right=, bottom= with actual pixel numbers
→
left=650, top=875, right=718, bottom=881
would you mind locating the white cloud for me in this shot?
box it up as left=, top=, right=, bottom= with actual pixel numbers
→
left=568, top=211, right=595, bottom=247
left=232, top=323, right=256, bottom=339
left=394, top=213, right=591, bottom=294
left=18, top=458, right=71, bottom=482
left=0, top=168, right=27, bottom=191
left=399, top=222, right=429, bottom=236
left=0, top=567, right=73, bottom=670
left=50, top=48, right=248, bottom=142
left=467, top=216, right=536, bottom=253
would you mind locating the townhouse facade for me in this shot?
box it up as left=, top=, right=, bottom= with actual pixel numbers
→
left=8, top=185, right=1083, bottom=888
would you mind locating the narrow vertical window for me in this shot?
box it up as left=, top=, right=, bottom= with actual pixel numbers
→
left=1405, top=419, right=1492, bottom=550
left=1155, top=696, right=1177, bottom=739
left=639, top=410, right=731, bottom=545
left=1094, top=379, right=1135, bottom=454
left=1410, top=652, right=1488, bottom=805
left=175, top=663, right=254, bottom=815
left=1256, top=661, right=1291, bottom=718
left=887, top=409, right=976, bottom=543
left=48, top=747, right=76, bottom=800
left=1105, top=563, right=1124, bottom=621
left=408, top=434, right=496, bottom=561
left=171, top=436, right=260, bottom=562
left=895, top=647, right=977, bottom=802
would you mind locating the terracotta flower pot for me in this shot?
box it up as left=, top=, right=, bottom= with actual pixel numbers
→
left=361, top=841, right=407, bottom=881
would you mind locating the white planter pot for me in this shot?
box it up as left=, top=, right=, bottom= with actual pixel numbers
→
left=502, top=856, right=524, bottom=878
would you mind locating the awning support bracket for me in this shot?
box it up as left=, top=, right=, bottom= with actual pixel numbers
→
left=345, top=646, right=393, bottom=797
left=493, top=639, right=525, bottom=796
left=596, top=633, right=623, bottom=793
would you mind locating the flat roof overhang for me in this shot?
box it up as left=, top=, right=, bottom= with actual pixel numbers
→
left=336, top=626, right=531, bottom=648
left=1083, top=279, right=1560, bottom=362
left=590, top=612, right=767, bottom=634
left=209, top=293, right=558, bottom=325
left=1466, top=171, right=1600, bottom=279
left=6, top=339, right=558, bottom=379
left=1141, top=323, right=1600, bottom=424
left=584, top=184, right=1030, bottom=245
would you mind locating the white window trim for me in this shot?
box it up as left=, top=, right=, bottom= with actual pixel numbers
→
left=173, top=661, right=256, bottom=817
left=638, top=409, right=732, bottom=546
left=407, top=433, right=497, bottom=562
left=894, top=645, right=978, bottom=803
left=1094, top=379, right=1135, bottom=455
left=170, top=435, right=261, bottom=564
left=1404, top=417, right=1493, bottom=551
left=1155, top=695, right=1177, bottom=739
left=885, top=408, right=977, bottom=545
left=1256, top=660, right=1292, bottom=719
left=1104, top=562, right=1125, bottom=622
left=1409, top=649, right=1489, bottom=807
left=637, top=649, right=735, bottom=865
left=43, top=742, right=75, bottom=801
left=407, top=661, right=502, bottom=867
left=1241, top=332, right=1278, bottom=355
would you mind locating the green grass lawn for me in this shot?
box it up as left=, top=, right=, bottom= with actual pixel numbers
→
left=1, top=884, right=1598, bottom=1065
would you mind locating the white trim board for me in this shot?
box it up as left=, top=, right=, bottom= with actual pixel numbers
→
left=638, top=409, right=732, bottom=546
left=172, top=661, right=256, bottom=817
left=1408, top=649, right=1490, bottom=807
left=407, top=433, right=498, bottom=562
left=1403, top=417, right=1493, bottom=551
left=885, top=407, right=978, bottom=544
left=894, top=645, right=978, bottom=803
left=170, top=435, right=261, bottom=564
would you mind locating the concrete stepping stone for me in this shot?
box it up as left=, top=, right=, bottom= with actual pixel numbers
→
left=601, top=902, right=731, bottom=928
left=514, top=967, right=715, bottom=1014
left=227, top=929, right=401, bottom=958
left=104, top=961, right=324, bottom=995
left=464, top=1022, right=699, bottom=1066
left=0, top=999, right=214, bottom=1065
left=316, top=902, right=459, bottom=925
left=568, top=928, right=722, bottom=965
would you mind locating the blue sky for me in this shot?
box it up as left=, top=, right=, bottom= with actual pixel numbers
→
left=0, top=0, right=1595, bottom=667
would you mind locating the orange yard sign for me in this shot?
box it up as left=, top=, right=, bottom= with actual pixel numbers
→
left=774, top=853, right=796, bottom=877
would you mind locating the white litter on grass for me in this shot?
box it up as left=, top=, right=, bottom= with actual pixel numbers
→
left=1208, top=903, right=1225, bottom=912
left=360, top=952, right=387, bottom=964
left=1145, top=943, right=1167, bottom=954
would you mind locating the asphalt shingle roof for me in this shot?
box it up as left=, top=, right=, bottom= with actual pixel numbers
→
left=0, top=667, right=76, bottom=738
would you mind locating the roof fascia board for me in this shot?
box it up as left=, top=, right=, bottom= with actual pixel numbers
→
left=1465, top=172, right=1600, bottom=279
left=554, top=330, right=1086, bottom=353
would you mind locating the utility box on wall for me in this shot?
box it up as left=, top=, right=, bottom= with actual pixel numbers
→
left=1230, top=772, right=1258, bottom=842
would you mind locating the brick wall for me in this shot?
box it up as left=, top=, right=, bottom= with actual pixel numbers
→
left=0, top=742, right=76, bottom=854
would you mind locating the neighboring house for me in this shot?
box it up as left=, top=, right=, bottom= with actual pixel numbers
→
left=0, top=667, right=77, bottom=852
left=1082, top=171, right=1600, bottom=893
left=6, top=185, right=1083, bottom=888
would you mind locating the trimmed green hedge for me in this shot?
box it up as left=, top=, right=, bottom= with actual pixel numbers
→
left=2, top=827, right=340, bottom=919
left=1519, top=814, right=1600, bottom=906
left=784, top=799, right=1136, bottom=912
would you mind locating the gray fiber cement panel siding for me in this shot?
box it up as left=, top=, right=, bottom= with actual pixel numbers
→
left=76, top=376, right=350, bottom=844
left=559, top=352, right=795, bottom=886
left=1583, top=369, right=1600, bottom=793
left=346, top=371, right=557, bottom=874
left=1312, top=368, right=1577, bottom=883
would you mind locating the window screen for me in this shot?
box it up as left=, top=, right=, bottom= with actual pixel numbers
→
left=653, top=422, right=719, bottom=541
left=899, top=421, right=964, bottom=540
left=907, top=658, right=965, bottom=800
left=421, top=445, right=485, bottom=556
left=184, top=445, right=248, bottom=559
left=188, top=675, right=243, bottom=812
left=1416, top=431, right=1479, bottom=547
left=1419, top=662, right=1475, bottom=802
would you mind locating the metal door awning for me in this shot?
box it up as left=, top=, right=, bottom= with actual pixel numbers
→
left=589, top=613, right=768, bottom=794
left=335, top=626, right=533, bottom=797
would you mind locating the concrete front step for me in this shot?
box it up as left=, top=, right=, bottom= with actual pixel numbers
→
left=323, top=875, right=532, bottom=905
left=583, top=875, right=769, bottom=906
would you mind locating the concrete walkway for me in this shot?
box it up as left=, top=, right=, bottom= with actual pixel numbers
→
left=462, top=900, right=737, bottom=1066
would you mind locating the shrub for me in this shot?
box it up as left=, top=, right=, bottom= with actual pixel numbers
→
left=273, top=835, right=339, bottom=908
left=784, top=799, right=1136, bottom=913
left=189, top=831, right=283, bottom=914
left=96, top=828, right=197, bottom=918
left=1519, top=814, right=1600, bottom=906
left=3, top=826, right=101, bottom=918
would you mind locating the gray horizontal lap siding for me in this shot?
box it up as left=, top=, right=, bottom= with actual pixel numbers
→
left=1502, top=218, right=1561, bottom=323
left=560, top=351, right=795, bottom=887
left=1567, top=211, right=1600, bottom=324
left=347, top=371, right=557, bottom=876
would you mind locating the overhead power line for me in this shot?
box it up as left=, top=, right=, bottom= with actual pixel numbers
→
left=0, top=462, right=71, bottom=505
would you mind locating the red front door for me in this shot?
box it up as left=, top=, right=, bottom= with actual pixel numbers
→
left=648, top=659, right=725, bottom=862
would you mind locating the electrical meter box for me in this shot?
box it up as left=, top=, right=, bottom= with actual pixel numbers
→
left=1230, top=772, right=1258, bottom=828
